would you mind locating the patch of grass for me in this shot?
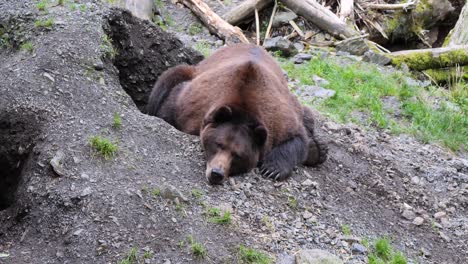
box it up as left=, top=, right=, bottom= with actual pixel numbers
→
left=112, top=112, right=122, bottom=129
left=119, top=247, right=138, bottom=264
left=341, top=224, right=352, bottom=236
left=69, top=3, right=77, bottom=10
left=368, top=237, right=407, bottom=264
left=100, top=34, right=117, bottom=59
left=151, top=188, right=161, bottom=197
left=142, top=250, right=153, bottom=260
left=282, top=58, right=468, bottom=151
left=287, top=195, right=297, bottom=209
left=79, top=4, right=87, bottom=12
left=191, top=189, right=203, bottom=199
left=89, top=135, right=118, bottom=159
left=238, top=245, right=273, bottom=264
left=188, top=23, right=203, bottom=35
left=188, top=235, right=207, bottom=258
left=206, top=207, right=231, bottom=224
left=194, top=40, right=212, bottom=58
left=36, top=0, right=48, bottom=11
left=35, top=18, right=54, bottom=29
left=58, top=0, right=65, bottom=6
left=20, top=42, right=34, bottom=53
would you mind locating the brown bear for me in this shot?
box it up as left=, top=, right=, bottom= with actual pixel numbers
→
left=146, top=44, right=327, bottom=184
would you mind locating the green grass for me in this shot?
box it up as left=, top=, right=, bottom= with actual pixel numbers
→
left=151, top=188, right=161, bottom=197
left=341, top=224, right=352, bottom=236
left=20, top=42, right=34, bottom=53
left=119, top=247, right=138, bottom=264
left=89, top=136, right=118, bottom=159
left=113, top=112, right=122, bottom=128
left=238, top=245, right=273, bottom=264
left=36, top=0, right=48, bottom=11
left=100, top=34, right=117, bottom=59
left=188, top=235, right=207, bottom=258
left=35, top=18, right=54, bottom=29
left=368, top=237, right=407, bottom=264
left=207, top=207, right=231, bottom=224
left=282, top=58, right=467, bottom=151
left=287, top=195, right=297, bottom=209
left=194, top=40, right=212, bottom=58
left=188, top=23, right=203, bottom=35
left=191, top=189, right=203, bottom=199
left=58, top=0, right=65, bottom=6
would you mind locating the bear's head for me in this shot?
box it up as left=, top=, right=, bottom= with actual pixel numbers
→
left=200, top=105, right=268, bottom=184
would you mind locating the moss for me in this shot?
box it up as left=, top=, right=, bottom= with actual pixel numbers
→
left=391, top=49, right=468, bottom=71
left=425, top=67, right=468, bottom=83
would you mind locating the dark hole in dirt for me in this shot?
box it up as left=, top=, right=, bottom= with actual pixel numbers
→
left=102, top=8, right=203, bottom=112
left=0, top=112, right=39, bottom=211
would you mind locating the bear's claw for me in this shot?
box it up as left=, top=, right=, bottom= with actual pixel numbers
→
left=259, top=164, right=292, bottom=181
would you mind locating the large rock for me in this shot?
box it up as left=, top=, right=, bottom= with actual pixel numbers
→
left=296, top=249, right=344, bottom=264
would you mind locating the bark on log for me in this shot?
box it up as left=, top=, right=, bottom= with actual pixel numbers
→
left=365, top=1, right=416, bottom=11
left=388, top=46, right=468, bottom=71
left=223, top=0, right=273, bottom=25
left=281, top=0, right=358, bottom=39
left=447, top=3, right=468, bottom=46
left=177, top=0, right=250, bottom=43
left=339, top=0, right=354, bottom=21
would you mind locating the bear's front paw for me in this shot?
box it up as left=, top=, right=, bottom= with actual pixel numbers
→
left=303, top=137, right=328, bottom=166
left=259, top=162, right=292, bottom=181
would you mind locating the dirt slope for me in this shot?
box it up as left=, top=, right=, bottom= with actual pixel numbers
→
left=0, top=1, right=466, bottom=264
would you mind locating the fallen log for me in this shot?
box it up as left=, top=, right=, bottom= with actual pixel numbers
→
left=365, top=1, right=416, bottom=11
left=177, top=0, right=249, bottom=43
left=388, top=46, right=468, bottom=71
left=223, top=0, right=273, bottom=25
left=281, top=0, right=358, bottom=39
left=339, top=0, right=354, bottom=21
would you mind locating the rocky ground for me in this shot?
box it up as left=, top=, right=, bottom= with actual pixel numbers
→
left=0, top=1, right=467, bottom=264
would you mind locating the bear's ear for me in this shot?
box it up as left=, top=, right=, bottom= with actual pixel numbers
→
left=204, top=105, right=233, bottom=126
left=253, top=125, right=267, bottom=147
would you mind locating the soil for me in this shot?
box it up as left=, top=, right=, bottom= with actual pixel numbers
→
left=0, top=1, right=467, bottom=264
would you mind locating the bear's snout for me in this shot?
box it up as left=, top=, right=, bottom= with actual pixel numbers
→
left=208, top=168, right=224, bottom=184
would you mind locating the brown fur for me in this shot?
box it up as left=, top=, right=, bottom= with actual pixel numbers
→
left=147, top=44, right=327, bottom=184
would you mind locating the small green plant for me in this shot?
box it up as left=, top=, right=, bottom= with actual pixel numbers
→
left=89, top=135, right=118, bottom=159
left=36, top=0, right=48, bottom=11
left=142, top=250, right=153, bottom=260
left=79, top=4, right=87, bottom=12
left=261, top=216, right=275, bottom=232
left=119, top=247, right=138, bottom=264
left=188, top=235, right=207, bottom=258
left=194, top=40, right=212, bottom=58
left=151, top=188, right=161, bottom=197
left=20, top=42, right=34, bottom=53
left=207, top=207, right=231, bottom=224
left=100, top=34, right=117, bottom=59
left=368, top=237, right=407, bottom=264
left=58, top=0, right=65, bottom=6
left=341, top=224, right=352, bottom=236
left=69, top=3, right=77, bottom=10
left=287, top=195, right=297, bottom=209
left=113, top=112, right=122, bottom=128
left=238, top=245, right=273, bottom=264
left=191, top=189, right=203, bottom=199
left=35, top=18, right=55, bottom=29
left=188, top=23, right=203, bottom=35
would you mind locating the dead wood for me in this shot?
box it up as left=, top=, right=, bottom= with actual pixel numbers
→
left=365, top=1, right=416, bottom=11
left=177, top=0, right=249, bottom=43
left=388, top=45, right=468, bottom=71
left=281, top=0, right=359, bottom=39
left=339, top=0, right=354, bottom=21
left=447, top=2, right=468, bottom=46
left=223, top=0, right=273, bottom=25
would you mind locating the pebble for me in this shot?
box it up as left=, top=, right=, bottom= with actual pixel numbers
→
left=402, top=210, right=416, bottom=220
left=303, top=211, right=313, bottom=219
left=434, top=211, right=446, bottom=219
left=413, top=217, right=424, bottom=226
left=351, top=243, right=367, bottom=254
left=296, top=249, right=343, bottom=264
